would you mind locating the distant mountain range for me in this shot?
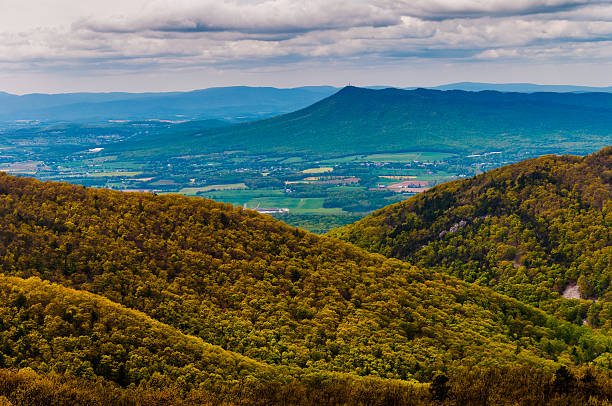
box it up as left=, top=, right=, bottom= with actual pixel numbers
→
left=0, top=86, right=338, bottom=123
left=106, top=86, right=612, bottom=160
left=4, top=82, right=612, bottom=124
left=428, top=82, right=612, bottom=93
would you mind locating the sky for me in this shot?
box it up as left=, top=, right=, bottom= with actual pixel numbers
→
left=2, top=0, right=612, bottom=94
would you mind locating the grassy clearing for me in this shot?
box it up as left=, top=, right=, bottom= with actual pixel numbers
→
left=201, top=192, right=346, bottom=215
left=362, top=152, right=457, bottom=162
left=242, top=197, right=345, bottom=214
left=302, top=167, right=334, bottom=174
left=201, top=189, right=285, bottom=201
left=180, top=183, right=248, bottom=194
left=320, top=151, right=457, bottom=164
left=280, top=157, right=304, bottom=164
left=89, top=171, right=143, bottom=177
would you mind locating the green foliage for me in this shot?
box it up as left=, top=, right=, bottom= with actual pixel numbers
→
left=1, top=170, right=612, bottom=403
left=0, top=172, right=608, bottom=380
left=0, top=275, right=273, bottom=390
left=109, top=87, right=612, bottom=159
left=272, top=214, right=363, bottom=234
left=322, top=190, right=402, bottom=213
left=3, top=365, right=612, bottom=405
left=331, top=146, right=612, bottom=327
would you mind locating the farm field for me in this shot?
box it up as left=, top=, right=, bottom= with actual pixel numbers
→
left=301, top=167, right=334, bottom=174
left=361, top=151, right=457, bottom=162
left=200, top=188, right=286, bottom=201
left=320, top=151, right=457, bottom=164
left=200, top=189, right=346, bottom=215
left=220, top=195, right=346, bottom=215
left=88, top=171, right=143, bottom=177
left=179, top=183, right=248, bottom=194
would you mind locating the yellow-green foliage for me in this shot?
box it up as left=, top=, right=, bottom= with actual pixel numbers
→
left=3, top=364, right=612, bottom=405
left=1, top=171, right=612, bottom=404
left=0, top=278, right=433, bottom=405
left=0, top=173, right=606, bottom=381
left=0, top=276, right=272, bottom=389
left=332, top=147, right=612, bottom=328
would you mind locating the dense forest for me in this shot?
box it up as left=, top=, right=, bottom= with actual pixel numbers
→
left=0, top=170, right=612, bottom=403
left=331, top=146, right=612, bottom=329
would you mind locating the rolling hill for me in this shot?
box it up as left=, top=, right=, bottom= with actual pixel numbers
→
left=431, top=82, right=612, bottom=93
left=0, top=275, right=435, bottom=405
left=0, top=86, right=338, bottom=123
left=330, top=146, right=612, bottom=328
left=0, top=275, right=273, bottom=390
left=1, top=172, right=612, bottom=404
left=106, top=86, right=612, bottom=161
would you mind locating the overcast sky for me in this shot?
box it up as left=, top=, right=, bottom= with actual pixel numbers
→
left=2, top=0, right=612, bottom=93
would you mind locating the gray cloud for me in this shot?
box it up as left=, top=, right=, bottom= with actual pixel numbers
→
left=2, top=0, right=612, bottom=92
left=385, top=0, right=598, bottom=20
left=75, top=0, right=400, bottom=34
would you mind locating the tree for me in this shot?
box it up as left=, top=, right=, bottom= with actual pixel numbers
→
left=430, top=373, right=450, bottom=402
left=553, top=366, right=574, bottom=394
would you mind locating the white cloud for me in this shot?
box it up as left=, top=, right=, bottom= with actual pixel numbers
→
left=2, top=0, right=612, bottom=91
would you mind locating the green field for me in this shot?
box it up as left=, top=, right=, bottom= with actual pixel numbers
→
left=242, top=197, right=345, bottom=214
left=89, top=171, right=143, bottom=177
left=321, top=151, right=457, bottom=164
left=201, top=189, right=346, bottom=214
left=362, top=152, right=457, bottom=162
left=280, top=157, right=304, bottom=164
left=179, top=183, right=248, bottom=194
left=302, top=167, right=334, bottom=174
left=201, top=189, right=285, bottom=201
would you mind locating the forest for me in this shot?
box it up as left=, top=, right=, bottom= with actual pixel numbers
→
left=332, top=147, right=612, bottom=330
left=0, top=165, right=611, bottom=404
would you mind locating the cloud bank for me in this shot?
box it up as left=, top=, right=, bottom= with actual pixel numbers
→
left=2, top=0, right=612, bottom=91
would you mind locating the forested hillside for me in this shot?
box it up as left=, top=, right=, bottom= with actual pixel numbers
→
left=0, top=275, right=436, bottom=405
left=331, top=146, right=612, bottom=328
left=107, top=86, right=612, bottom=160
left=2, top=172, right=612, bottom=404
left=0, top=276, right=273, bottom=393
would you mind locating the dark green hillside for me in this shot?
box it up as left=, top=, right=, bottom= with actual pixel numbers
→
left=331, top=146, right=612, bottom=327
left=109, top=86, right=612, bottom=159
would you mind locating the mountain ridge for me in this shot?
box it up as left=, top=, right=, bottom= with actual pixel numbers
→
left=105, top=85, right=612, bottom=160
left=430, top=82, right=612, bottom=93
left=0, top=164, right=612, bottom=403
left=330, top=146, right=612, bottom=327
left=0, top=86, right=339, bottom=122
left=0, top=172, right=607, bottom=375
